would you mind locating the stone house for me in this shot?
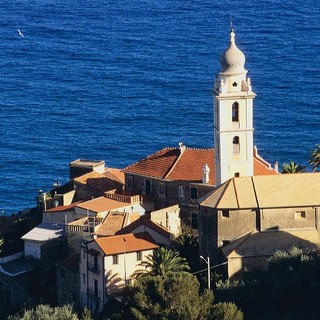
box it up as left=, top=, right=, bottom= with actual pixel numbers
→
left=198, top=173, right=320, bottom=278
left=123, top=144, right=277, bottom=227
left=37, top=162, right=125, bottom=212
left=79, top=232, right=159, bottom=316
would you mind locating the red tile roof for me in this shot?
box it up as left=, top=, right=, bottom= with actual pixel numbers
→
left=74, top=170, right=124, bottom=193
left=124, top=146, right=278, bottom=185
left=76, top=196, right=128, bottom=213
left=116, top=215, right=171, bottom=238
left=95, top=232, right=159, bottom=255
left=95, top=211, right=129, bottom=236
left=45, top=201, right=83, bottom=213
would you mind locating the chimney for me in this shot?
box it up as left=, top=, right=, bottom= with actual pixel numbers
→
left=253, top=145, right=258, bottom=157
left=274, top=161, right=279, bottom=172
left=178, top=142, right=186, bottom=154
left=202, top=164, right=210, bottom=184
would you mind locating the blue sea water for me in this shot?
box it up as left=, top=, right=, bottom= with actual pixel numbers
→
left=0, top=0, right=319, bottom=214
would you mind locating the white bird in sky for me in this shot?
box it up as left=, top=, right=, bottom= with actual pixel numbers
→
left=17, top=29, right=24, bottom=37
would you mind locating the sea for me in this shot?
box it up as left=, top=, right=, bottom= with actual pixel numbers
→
left=0, top=0, right=319, bottom=214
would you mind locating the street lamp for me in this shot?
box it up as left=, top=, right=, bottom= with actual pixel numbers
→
left=123, top=238, right=127, bottom=285
left=200, top=255, right=211, bottom=291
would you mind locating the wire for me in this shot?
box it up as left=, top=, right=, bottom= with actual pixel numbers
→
left=191, top=262, right=228, bottom=275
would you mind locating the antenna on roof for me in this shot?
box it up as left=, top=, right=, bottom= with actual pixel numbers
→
left=229, top=13, right=234, bottom=32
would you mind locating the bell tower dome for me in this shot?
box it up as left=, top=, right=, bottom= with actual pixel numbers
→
left=214, top=28, right=256, bottom=185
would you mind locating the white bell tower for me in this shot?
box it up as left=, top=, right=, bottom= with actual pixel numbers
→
left=214, top=29, right=256, bottom=186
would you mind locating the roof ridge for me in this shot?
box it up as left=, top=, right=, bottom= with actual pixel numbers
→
left=215, top=179, right=232, bottom=208
left=233, top=178, right=240, bottom=208
left=251, top=176, right=260, bottom=208
left=164, top=148, right=184, bottom=179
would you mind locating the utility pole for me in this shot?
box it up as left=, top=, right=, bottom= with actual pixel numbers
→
left=200, top=255, right=211, bottom=291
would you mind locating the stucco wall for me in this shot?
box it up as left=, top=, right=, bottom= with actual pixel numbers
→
left=43, top=211, right=77, bottom=224
left=79, top=240, right=156, bottom=315
left=227, top=256, right=269, bottom=279
left=217, top=209, right=256, bottom=245
left=260, top=207, right=316, bottom=231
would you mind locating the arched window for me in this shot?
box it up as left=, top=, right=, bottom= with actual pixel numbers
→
left=232, top=102, right=239, bottom=122
left=233, top=136, right=240, bottom=154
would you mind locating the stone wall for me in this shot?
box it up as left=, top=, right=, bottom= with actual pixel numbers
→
left=56, top=258, right=80, bottom=308
left=125, top=173, right=214, bottom=226
left=198, top=206, right=219, bottom=262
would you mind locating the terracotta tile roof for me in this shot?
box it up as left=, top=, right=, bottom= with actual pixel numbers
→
left=253, top=156, right=279, bottom=176
left=95, top=211, right=129, bottom=236
left=116, top=215, right=171, bottom=238
left=74, top=170, right=124, bottom=193
left=123, top=148, right=181, bottom=179
left=95, top=232, right=159, bottom=256
left=45, top=201, right=83, bottom=213
left=124, top=146, right=278, bottom=185
left=106, top=168, right=125, bottom=184
left=76, top=196, right=128, bottom=213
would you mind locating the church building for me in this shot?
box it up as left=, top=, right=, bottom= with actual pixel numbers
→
left=198, top=28, right=320, bottom=278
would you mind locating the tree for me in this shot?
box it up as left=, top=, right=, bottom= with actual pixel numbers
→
left=281, top=161, right=306, bottom=173
left=117, top=272, right=213, bottom=320
left=8, top=304, right=92, bottom=320
left=133, top=247, right=190, bottom=278
left=309, top=144, right=320, bottom=172
left=173, top=231, right=199, bottom=270
left=209, top=302, right=244, bottom=320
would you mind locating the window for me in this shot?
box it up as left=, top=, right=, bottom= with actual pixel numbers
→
left=113, top=254, right=119, bottom=265
left=127, top=175, right=133, bottom=190
left=145, top=180, right=151, bottom=195
left=94, top=280, right=98, bottom=297
left=234, top=172, right=240, bottom=177
left=232, top=102, right=239, bottom=122
left=232, top=82, right=238, bottom=87
left=190, top=187, right=198, bottom=199
left=93, top=254, right=98, bottom=270
left=295, top=211, right=306, bottom=219
left=82, top=273, right=86, bottom=284
left=222, top=210, right=230, bottom=218
left=136, top=251, right=142, bottom=261
left=233, top=136, right=240, bottom=154
left=178, top=186, right=185, bottom=199
left=159, top=183, right=166, bottom=195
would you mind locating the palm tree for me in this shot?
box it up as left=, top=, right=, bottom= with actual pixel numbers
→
left=281, top=161, right=306, bottom=174
left=173, top=232, right=199, bottom=270
left=309, top=144, right=320, bottom=172
left=106, top=270, right=123, bottom=295
left=133, top=247, right=190, bottom=278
